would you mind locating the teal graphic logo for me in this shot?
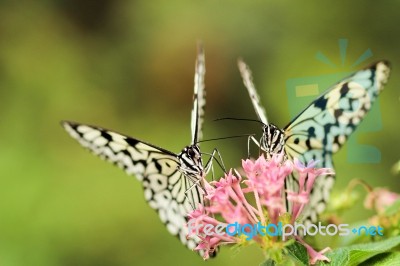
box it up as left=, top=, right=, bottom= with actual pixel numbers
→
left=286, top=39, right=382, bottom=163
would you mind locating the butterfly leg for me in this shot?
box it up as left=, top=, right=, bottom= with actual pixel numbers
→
left=184, top=176, right=206, bottom=210
left=184, top=191, right=197, bottom=210
left=205, top=148, right=226, bottom=173
left=203, top=148, right=226, bottom=180
left=248, top=135, right=262, bottom=158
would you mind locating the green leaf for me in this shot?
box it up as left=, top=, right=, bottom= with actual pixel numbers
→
left=259, top=257, right=297, bottom=266
left=359, top=252, right=400, bottom=266
left=320, top=236, right=400, bottom=266
left=286, top=242, right=309, bottom=266
left=258, top=242, right=309, bottom=266
left=259, top=258, right=276, bottom=266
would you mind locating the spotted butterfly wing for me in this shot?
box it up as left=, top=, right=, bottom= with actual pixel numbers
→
left=238, top=60, right=286, bottom=155
left=192, top=46, right=206, bottom=143
left=238, top=60, right=268, bottom=125
left=62, top=46, right=210, bottom=255
left=284, top=61, right=390, bottom=222
left=239, top=60, right=391, bottom=223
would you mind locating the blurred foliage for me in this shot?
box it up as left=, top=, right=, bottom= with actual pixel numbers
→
left=0, top=1, right=399, bottom=265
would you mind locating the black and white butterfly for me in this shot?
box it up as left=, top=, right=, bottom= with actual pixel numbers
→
left=62, top=46, right=215, bottom=255
left=238, top=59, right=391, bottom=224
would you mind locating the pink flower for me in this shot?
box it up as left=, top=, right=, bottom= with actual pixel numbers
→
left=242, top=154, right=291, bottom=197
left=293, top=158, right=334, bottom=194
left=288, top=158, right=334, bottom=223
left=296, top=236, right=331, bottom=265
left=194, top=236, right=220, bottom=260
left=241, top=153, right=294, bottom=223
left=364, top=188, right=400, bottom=214
left=186, top=153, right=333, bottom=263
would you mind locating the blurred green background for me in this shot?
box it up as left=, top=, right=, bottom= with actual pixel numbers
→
left=0, top=1, right=399, bottom=265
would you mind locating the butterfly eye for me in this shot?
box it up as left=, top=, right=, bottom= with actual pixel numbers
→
left=188, top=148, right=196, bottom=158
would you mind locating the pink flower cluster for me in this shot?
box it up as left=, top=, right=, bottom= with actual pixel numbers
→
left=364, top=187, right=400, bottom=232
left=187, top=153, right=334, bottom=264
left=364, top=188, right=400, bottom=214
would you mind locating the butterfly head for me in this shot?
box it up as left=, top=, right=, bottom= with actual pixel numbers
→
left=261, top=124, right=285, bottom=155
left=178, top=144, right=204, bottom=179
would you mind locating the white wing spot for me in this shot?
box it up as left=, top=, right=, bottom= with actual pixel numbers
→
left=148, top=174, right=168, bottom=192
left=83, top=130, right=101, bottom=141
left=167, top=223, right=179, bottom=235
left=77, top=125, right=92, bottom=133
left=108, top=132, right=126, bottom=143
left=144, top=188, right=152, bottom=201
left=93, top=136, right=108, bottom=146
left=158, top=208, right=167, bottom=223
left=109, top=141, right=126, bottom=152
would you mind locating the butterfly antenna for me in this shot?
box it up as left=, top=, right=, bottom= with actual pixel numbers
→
left=214, top=117, right=266, bottom=126
left=197, top=133, right=256, bottom=144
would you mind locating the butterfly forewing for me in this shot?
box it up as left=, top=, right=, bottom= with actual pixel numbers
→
left=285, top=61, right=390, bottom=157
left=191, top=45, right=206, bottom=144
left=238, top=59, right=269, bottom=124
left=283, top=60, right=390, bottom=223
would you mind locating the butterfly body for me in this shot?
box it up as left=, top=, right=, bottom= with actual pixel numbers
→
left=261, top=124, right=285, bottom=155
left=178, top=144, right=204, bottom=178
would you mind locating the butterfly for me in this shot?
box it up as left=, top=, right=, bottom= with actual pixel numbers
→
left=62, top=45, right=214, bottom=256
left=237, top=59, right=391, bottom=223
